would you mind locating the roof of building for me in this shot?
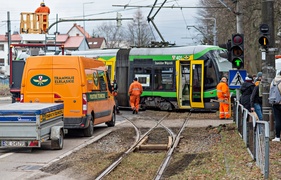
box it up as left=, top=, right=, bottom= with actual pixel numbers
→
left=64, top=36, right=84, bottom=49
left=67, top=23, right=91, bottom=38
left=56, top=34, right=69, bottom=43
left=87, top=37, right=106, bottom=49
left=0, top=34, right=21, bottom=42
left=0, top=23, right=105, bottom=49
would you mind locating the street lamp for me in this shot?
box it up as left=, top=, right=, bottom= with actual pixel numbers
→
left=83, top=2, right=94, bottom=50
left=186, top=25, right=211, bottom=44
left=205, top=18, right=217, bottom=45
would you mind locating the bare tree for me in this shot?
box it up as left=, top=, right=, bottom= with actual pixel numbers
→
left=93, top=22, right=125, bottom=48
left=126, top=9, right=155, bottom=47
left=197, top=0, right=281, bottom=74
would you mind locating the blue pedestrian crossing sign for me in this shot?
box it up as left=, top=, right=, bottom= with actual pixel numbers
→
left=228, top=70, right=247, bottom=89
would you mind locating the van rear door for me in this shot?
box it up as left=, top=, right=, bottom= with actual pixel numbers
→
left=22, top=57, right=54, bottom=102
left=51, top=56, right=83, bottom=118
left=52, top=68, right=82, bottom=117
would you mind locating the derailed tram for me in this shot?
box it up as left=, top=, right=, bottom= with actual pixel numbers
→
left=71, top=45, right=232, bottom=111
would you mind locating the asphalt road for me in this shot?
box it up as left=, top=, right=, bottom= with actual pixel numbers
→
left=0, top=96, right=128, bottom=180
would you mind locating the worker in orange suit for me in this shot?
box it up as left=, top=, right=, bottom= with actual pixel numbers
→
left=216, top=76, right=231, bottom=119
left=129, top=77, right=143, bottom=114
left=35, top=2, right=50, bottom=33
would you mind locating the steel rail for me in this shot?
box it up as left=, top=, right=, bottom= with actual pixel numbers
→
left=154, top=112, right=191, bottom=180
left=95, top=112, right=170, bottom=180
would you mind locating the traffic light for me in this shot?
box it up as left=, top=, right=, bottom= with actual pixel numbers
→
left=231, top=33, right=244, bottom=69
left=258, top=24, right=269, bottom=49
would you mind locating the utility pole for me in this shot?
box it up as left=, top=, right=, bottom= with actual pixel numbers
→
left=260, top=0, right=275, bottom=134
left=205, top=18, right=217, bottom=45
left=7, top=12, right=11, bottom=66
left=235, top=1, right=243, bottom=34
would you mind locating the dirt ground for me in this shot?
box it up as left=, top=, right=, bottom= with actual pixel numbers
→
left=38, top=110, right=281, bottom=179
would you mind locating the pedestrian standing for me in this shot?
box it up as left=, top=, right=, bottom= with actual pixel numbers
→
left=35, top=2, right=50, bottom=33
left=111, top=79, right=120, bottom=114
left=216, top=76, right=231, bottom=119
left=129, top=77, right=143, bottom=114
left=240, top=75, right=255, bottom=112
left=250, top=80, right=263, bottom=120
left=270, top=71, right=281, bottom=141
left=254, top=72, right=262, bottom=86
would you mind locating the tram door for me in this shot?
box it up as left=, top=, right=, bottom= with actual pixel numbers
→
left=190, top=60, right=204, bottom=108
left=178, top=62, right=191, bottom=108
left=178, top=60, right=204, bottom=109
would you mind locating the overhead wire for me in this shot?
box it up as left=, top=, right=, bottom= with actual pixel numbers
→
left=172, top=0, right=198, bottom=44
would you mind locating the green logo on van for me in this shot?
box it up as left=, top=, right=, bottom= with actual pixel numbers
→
left=31, top=75, right=51, bottom=87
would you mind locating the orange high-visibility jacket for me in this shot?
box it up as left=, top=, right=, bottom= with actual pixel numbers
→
left=35, top=6, right=50, bottom=14
left=129, top=81, right=143, bottom=96
left=217, top=81, right=230, bottom=99
left=35, top=6, right=50, bottom=21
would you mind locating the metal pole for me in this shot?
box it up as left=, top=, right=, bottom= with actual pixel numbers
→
left=205, top=18, right=217, bottom=45
left=83, top=2, right=94, bottom=50
left=261, top=0, right=275, bottom=136
left=47, top=17, right=133, bottom=33
left=236, top=1, right=243, bottom=34
left=186, top=25, right=212, bottom=44
left=7, top=11, right=11, bottom=66
left=214, top=18, right=217, bottom=45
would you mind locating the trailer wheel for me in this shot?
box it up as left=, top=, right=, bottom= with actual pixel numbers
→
left=51, top=129, right=64, bottom=150
left=83, top=120, right=94, bottom=137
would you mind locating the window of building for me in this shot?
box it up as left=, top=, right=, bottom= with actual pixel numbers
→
left=0, top=59, right=4, bottom=66
left=0, top=44, right=4, bottom=51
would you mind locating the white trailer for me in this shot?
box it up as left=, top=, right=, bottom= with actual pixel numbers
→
left=0, top=103, right=64, bottom=150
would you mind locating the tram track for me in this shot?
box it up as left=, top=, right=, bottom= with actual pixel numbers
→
left=95, top=111, right=191, bottom=180
left=36, top=110, right=244, bottom=179
left=154, top=112, right=190, bottom=180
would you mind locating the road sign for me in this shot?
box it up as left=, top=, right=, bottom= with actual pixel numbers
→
left=45, top=35, right=56, bottom=43
left=228, top=70, right=247, bottom=89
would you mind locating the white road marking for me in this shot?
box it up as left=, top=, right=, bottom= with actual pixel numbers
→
left=0, top=152, right=14, bottom=159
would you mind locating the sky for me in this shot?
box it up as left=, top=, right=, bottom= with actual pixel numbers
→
left=0, top=0, right=203, bottom=46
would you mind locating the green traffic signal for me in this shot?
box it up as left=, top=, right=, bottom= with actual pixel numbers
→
left=232, top=58, right=243, bottom=69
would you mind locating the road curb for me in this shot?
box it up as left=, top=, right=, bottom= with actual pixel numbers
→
left=0, top=96, right=11, bottom=100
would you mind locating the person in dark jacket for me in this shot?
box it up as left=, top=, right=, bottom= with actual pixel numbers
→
left=111, top=79, right=120, bottom=114
left=250, top=81, right=263, bottom=120
left=240, top=75, right=255, bottom=111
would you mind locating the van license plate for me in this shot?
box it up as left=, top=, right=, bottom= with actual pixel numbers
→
left=1, top=141, right=27, bottom=147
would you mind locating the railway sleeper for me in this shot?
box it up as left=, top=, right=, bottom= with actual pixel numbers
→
left=135, top=136, right=172, bottom=151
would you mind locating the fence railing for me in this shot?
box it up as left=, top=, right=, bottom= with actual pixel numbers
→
left=233, top=99, right=269, bottom=179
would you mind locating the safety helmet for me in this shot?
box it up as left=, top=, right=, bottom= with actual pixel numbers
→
left=40, top=2, right=45, bottom=6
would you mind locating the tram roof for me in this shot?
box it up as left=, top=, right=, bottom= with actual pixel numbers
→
left=70, top=49, right=120, bottom=57
left=129, top=45, right=222, bottom=56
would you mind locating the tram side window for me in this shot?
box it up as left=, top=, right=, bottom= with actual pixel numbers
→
left=133, top=67, right=152, bottom=90
left=204, top=66, right=218, bottom=90
left=154, top=67, right=174, bottom=90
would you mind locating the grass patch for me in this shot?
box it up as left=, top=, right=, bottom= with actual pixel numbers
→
left=163, top=124, right=264, bottom=179
left=0, top=84, right=10, bottom=96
